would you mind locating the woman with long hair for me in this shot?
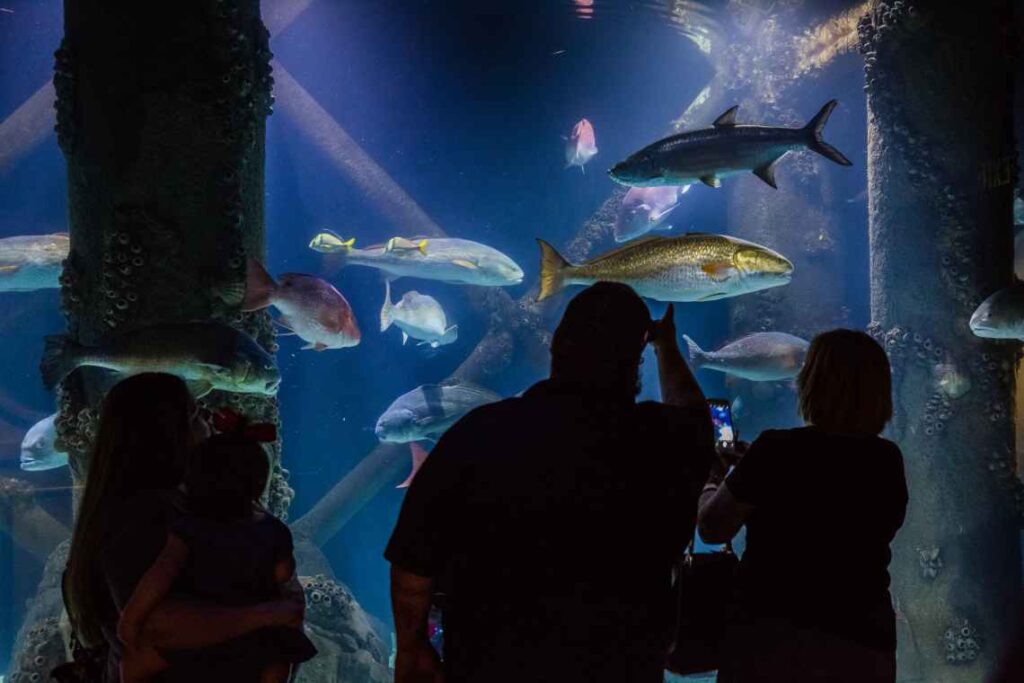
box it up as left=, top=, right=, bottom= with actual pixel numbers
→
left=698, top=330, right=908, bottom=683
left=63, top=373, right=302, bottom=681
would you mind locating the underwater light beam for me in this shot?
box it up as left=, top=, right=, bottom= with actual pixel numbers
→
left=271, top=62, right=446, bottom=238
left=0, top=82, right=56, bottom=174
left=793, top=1, right=870, bottom=76
left=261, top=0, right=317, bottom=35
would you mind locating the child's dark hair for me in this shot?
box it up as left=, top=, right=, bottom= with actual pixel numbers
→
left=186, top=432, right=270, bottom=520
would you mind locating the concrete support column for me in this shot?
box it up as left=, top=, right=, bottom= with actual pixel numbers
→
left=859, top=2, right=1020, bottom=680
left=53, top=0, right=293, bottom=517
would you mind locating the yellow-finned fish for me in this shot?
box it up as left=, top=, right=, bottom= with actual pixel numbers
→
left=309, top=231, right=523, bottom=286
left=385, top=237, right=429, bottom=255
left=536, top=233, right=793, bottom=302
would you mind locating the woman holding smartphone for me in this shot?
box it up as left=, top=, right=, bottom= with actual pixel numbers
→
left=698, top=330, right=908, bottom=683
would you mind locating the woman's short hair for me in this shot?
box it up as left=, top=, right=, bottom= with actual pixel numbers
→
left=797, top=329, right=893, bottom=436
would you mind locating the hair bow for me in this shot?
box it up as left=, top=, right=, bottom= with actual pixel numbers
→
left=212, top=407, right=278, bottom=443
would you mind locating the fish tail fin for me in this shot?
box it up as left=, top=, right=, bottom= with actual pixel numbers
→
left=803, top=100, right=852, bottom=167
left=418, top=240, right=428, bottom=255
left=440, top=324, right=458, bottom=345
left=41, top=335, right=83, bottom=390
left=243, top=258, right=277, bottom=312
left=380, top=280, right=394, bottom=332
left=537, top=239, right=571, bottom=302
left=682, top=334, right=707, bottom=368
left=397, top=442, right=430, bottom=489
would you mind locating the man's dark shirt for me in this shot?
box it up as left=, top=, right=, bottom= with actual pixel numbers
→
left=726, top=427, right=908, bottom=651
left=385, top=378, right=714, bottom=683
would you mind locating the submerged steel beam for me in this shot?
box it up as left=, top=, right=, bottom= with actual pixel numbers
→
left=860, top=2, right=1020, bottom=680
left=0, top=478, right=68, bottom=563
left=0, top=0, right=311, bottom=176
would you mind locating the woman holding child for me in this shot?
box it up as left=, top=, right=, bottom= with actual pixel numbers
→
left=63, top=373, right=314, bottom=682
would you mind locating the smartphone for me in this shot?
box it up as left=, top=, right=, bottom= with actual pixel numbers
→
left=707, top=398, right=735, bottom=448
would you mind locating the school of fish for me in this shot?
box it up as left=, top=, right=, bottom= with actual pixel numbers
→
left=10, top=96, right=869, bottom=488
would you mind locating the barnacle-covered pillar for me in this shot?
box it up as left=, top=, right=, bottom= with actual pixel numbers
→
left=860, top=2, right=1021, bottom=680
left=52, top=0, right=293, bottom=515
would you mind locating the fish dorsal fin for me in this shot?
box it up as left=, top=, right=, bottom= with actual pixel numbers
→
left=584, top=235, right=664, bottom=265
left=713, top=106, right=739, bottom=127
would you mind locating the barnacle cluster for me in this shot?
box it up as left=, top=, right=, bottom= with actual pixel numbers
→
left=868, top=324, right=978, bottom=438
left=5, top=616, right=65, bottom=683
left=916, top=545, right=942, bottom=581
left=860, top=3, right=987, bottom=313
left=203, top=0, right=275, bottom=313
left=943, top=618, right=981, bottom=665
left=57, top=249, right=84, bottom=330
left=53, top=40, right=76, bottom=154
left=301, top=574, right=388, bottom=663
left=54, top=383, right=97, bottom=466
left=99, top=227, right=144, bottom=332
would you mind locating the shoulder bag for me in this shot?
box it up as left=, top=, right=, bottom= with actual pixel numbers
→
left=665, top=540, right=739, bottom=676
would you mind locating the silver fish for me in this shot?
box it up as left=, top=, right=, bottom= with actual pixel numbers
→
left=0, top=233, right=70, bottom=292
left=309, top=233, right=524, bottom=286
left=684, top=332, right=810, bottom=381
left=608, top=100, right=852, bottom=189
left=614, top=185, right=691, bottom=243
left=41, top=322, right=280, bottom=397
left=375, top=382, right=501, bottom=443
left=380, top=281, right=457, bottom=348
left=20, top=413, right=68, bottom=472
left=970, top=282, right=1024, bottom=340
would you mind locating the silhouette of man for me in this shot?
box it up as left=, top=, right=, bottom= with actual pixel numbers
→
left=386, top=282, right=714, bottom=683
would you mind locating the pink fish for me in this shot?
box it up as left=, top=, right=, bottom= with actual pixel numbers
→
left=244, top=259, right=361, bottom=351
left=397, top=442, right=430, bottom=489
left=565, top=118, right=598, bottom=172
left=613, top=185, right=691, bottom=243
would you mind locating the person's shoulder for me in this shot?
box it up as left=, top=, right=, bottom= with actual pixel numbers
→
left=259, top=511, right=294, bottom=548
left=260, top=510, right=292, bottom=534
left=751, top=428, right=796, bottom=446
left=450, top=395, right=522, bottom=432
left=872, top=435, right=905, bottom=462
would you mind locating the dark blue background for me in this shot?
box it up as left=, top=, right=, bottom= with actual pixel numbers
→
left=0, top=0, right=867, bottom=669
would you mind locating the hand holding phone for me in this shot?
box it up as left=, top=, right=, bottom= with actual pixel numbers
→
left=706, top=399, right=735, bottom=449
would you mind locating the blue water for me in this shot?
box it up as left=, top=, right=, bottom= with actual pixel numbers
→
left=0, top=0, right=868, bottom=676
